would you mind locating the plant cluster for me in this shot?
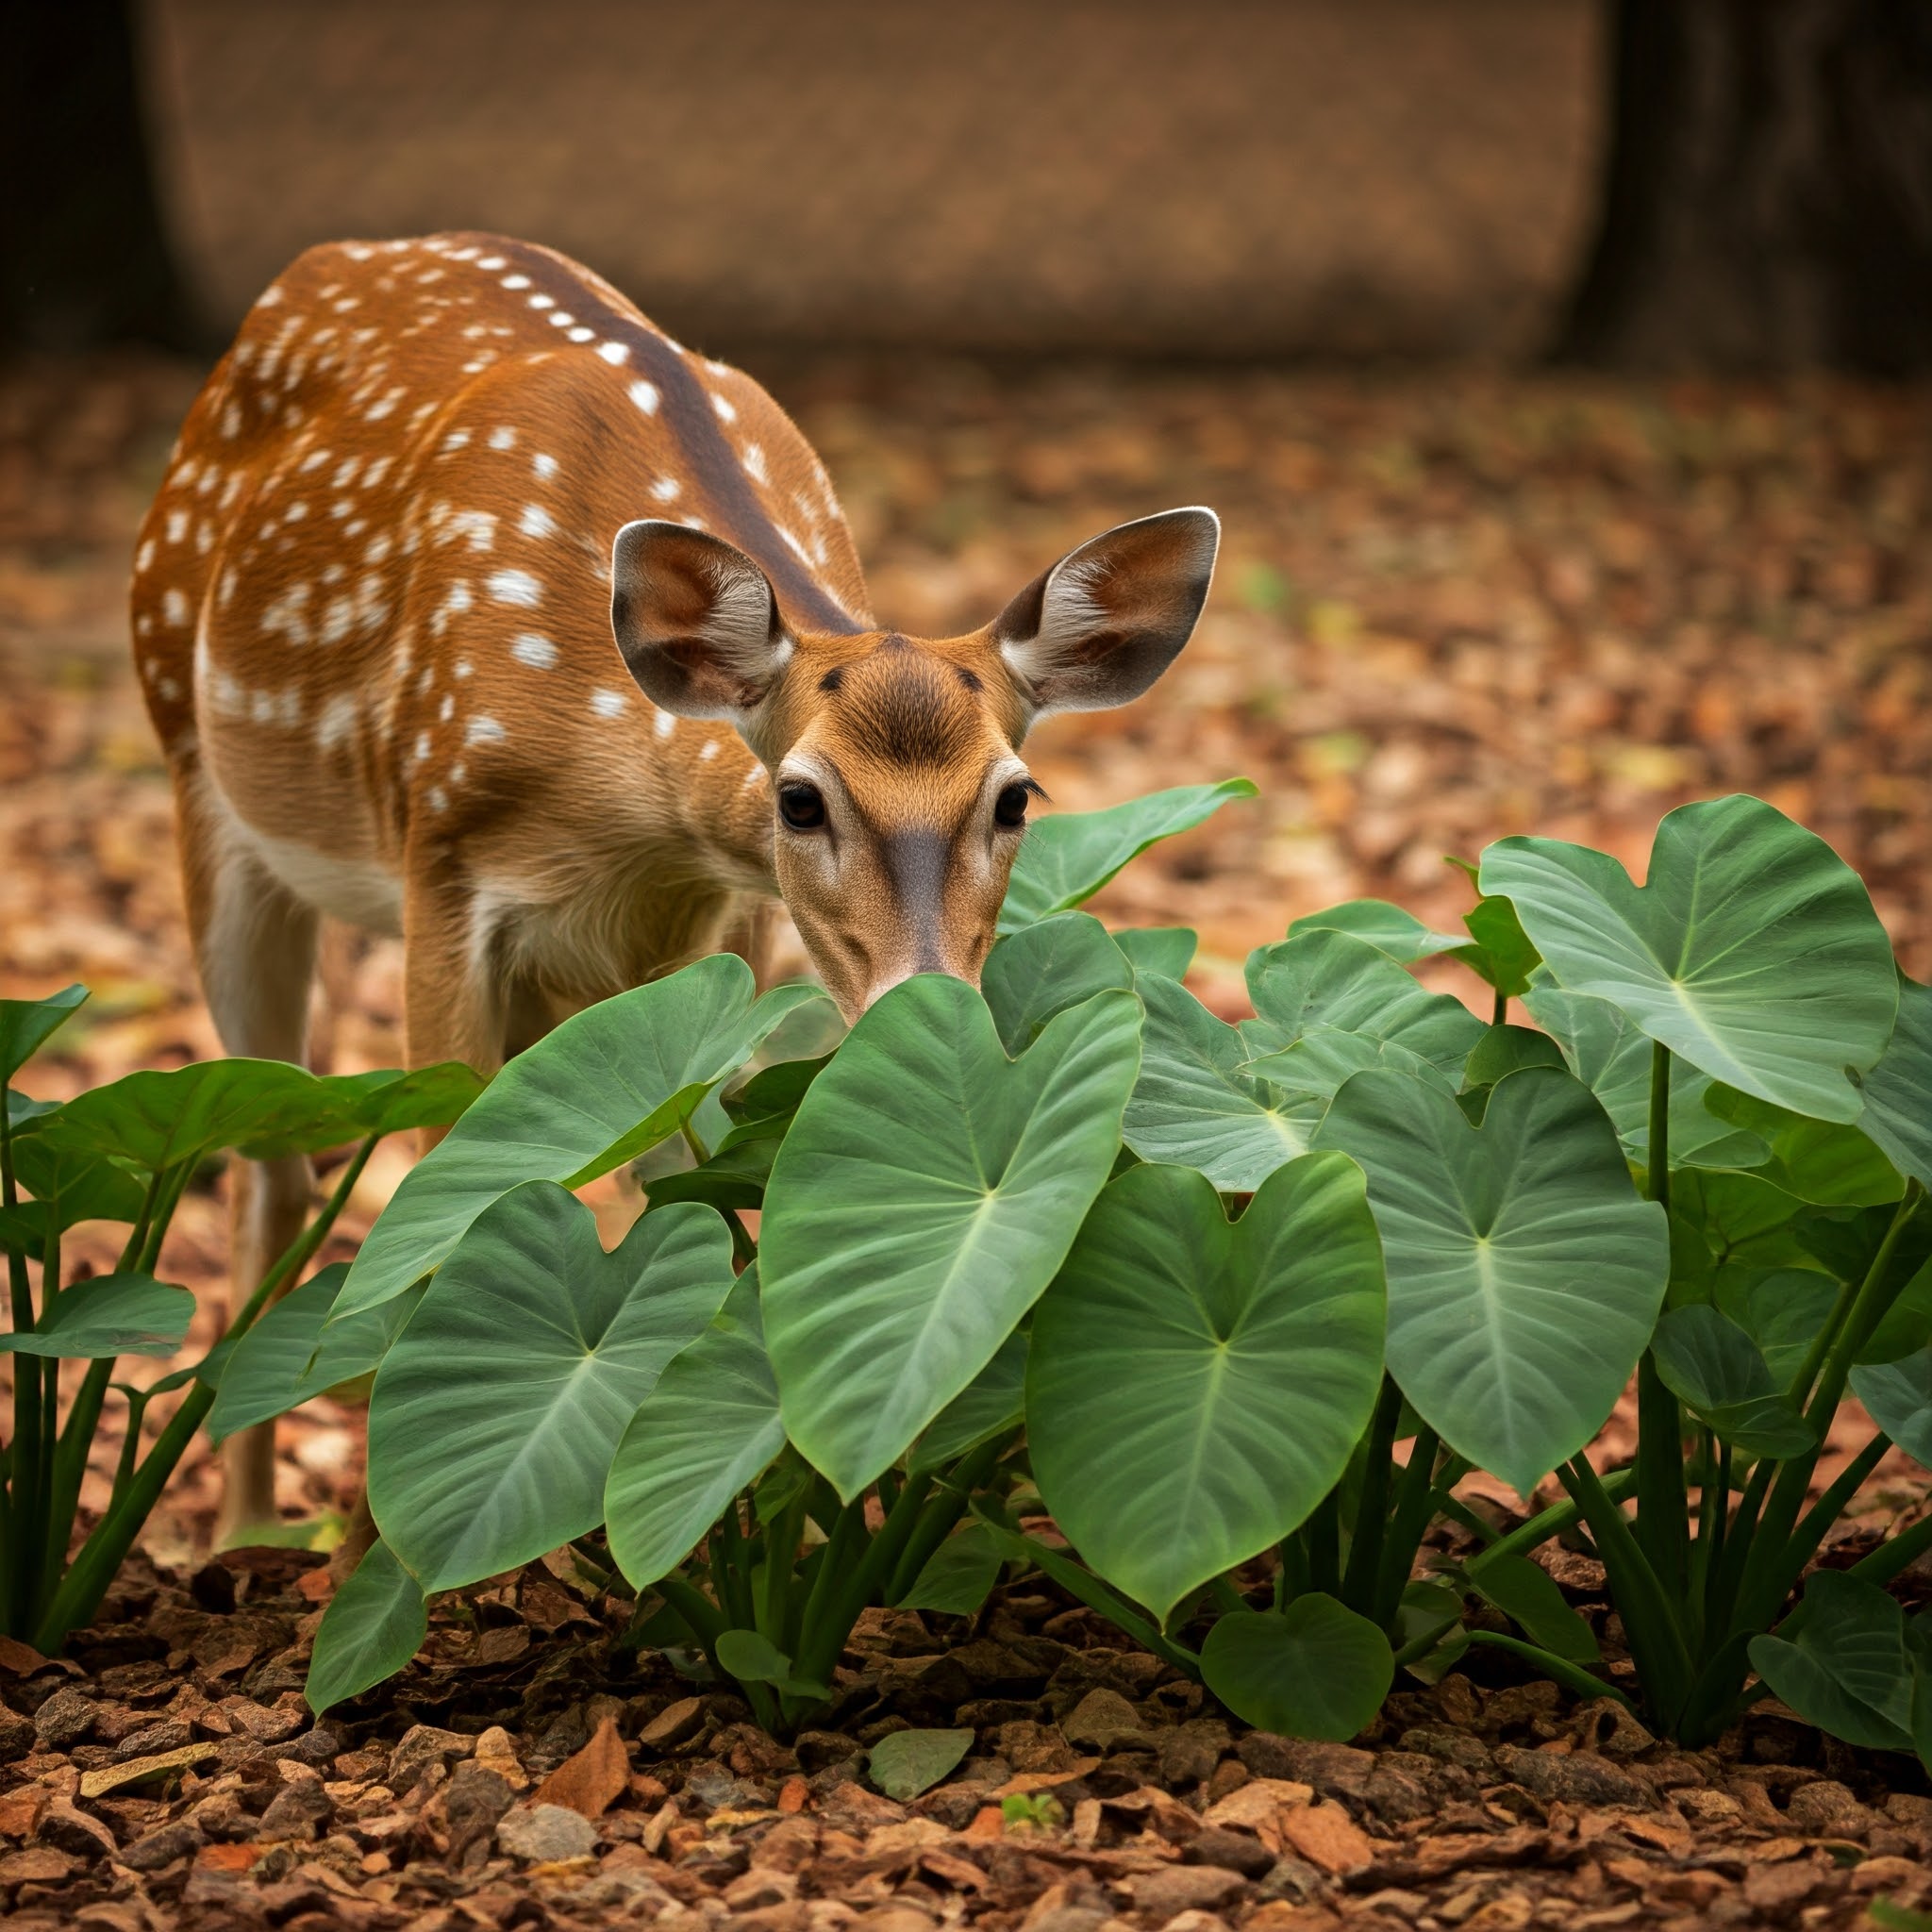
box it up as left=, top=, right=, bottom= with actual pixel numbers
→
left=7, top=779, right=1930, bottom=1777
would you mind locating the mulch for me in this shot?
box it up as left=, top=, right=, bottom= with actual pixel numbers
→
left=4, top=1542, right=1932, bottom=1932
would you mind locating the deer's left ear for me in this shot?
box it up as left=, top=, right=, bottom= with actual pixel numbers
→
left=992, top=507, right=1220, bottom=715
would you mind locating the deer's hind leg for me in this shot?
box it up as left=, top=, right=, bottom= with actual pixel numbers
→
left=175, top=760, right=320, bottom=1543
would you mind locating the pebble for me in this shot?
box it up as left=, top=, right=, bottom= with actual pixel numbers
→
left=496, top=1800, right=597, bottom=1863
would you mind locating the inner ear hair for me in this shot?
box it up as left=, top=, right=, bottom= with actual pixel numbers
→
left=994, top=506, right=1220, bottom=714
left=609, top=519, right=790, bottom=719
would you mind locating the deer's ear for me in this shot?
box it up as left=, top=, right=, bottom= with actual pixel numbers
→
left=992, top=507, right=1220, bottom=716
left=610, top=520, right=789, bottom=718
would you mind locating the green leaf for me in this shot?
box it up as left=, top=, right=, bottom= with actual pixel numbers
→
left=208, top=1264, right=420, bottom=1445
left=1702, top=1087, right=1903, bottom=1207
left=1241, top=929, right=1485, bottom=1076
left=605, top=1271, right=787, bottom=1592
left=3, top=1136, right=148, bottom=1240
left=1, top=1274, right=193, bottom=1358
left=1462, top=1024, right=1566, bottom=1091
left=1028, top=1156, right=1386, bottom=1624
left=868, top=1727, right=975, bottom=1801
left=1851, top=1346, right=1932, bottom=1471
left=1468, top=1554, right=1599, bottom=1662
left=713, top=1628, right=825, bottom=1698
left=1854, top=973, right=1932, bottom=1190
left=337, top=958, right=823, bottom=1318
left=0, top=984, right=88, bottom=1086
left=1525, top=987, right=1768, bottom=1170
left=1113, top=927, right=1198, bottom=979
left=909, top=1332, right=1028, bottom=1474
left=1201, top=1598, right=1393, bottom=1740
left=998, top=780, right=1257, bottom=933
left=1122, top=974, right=1317, bottom=1191
left=1457, top=894, right=1541, bottom=998
left=1748, top=1571, right=1915, bottom=1752
left=643, top=1134, right=777, bottom=1215
left=241, top=1061, right=486, bottom=1157
left=1314, top=1066, right=1669, bottom=1495
left=1715, top=1268, right=1840, bottom=1386
left=1863, top=1257, right=1932, bottom=1366
left=1651, top=1305, right=1815, bottom=1457
left=761, top=978, right=1141, bottom=1500
left=982, top=913, right=1132, bottom=1056
left=369, top=1183, right=735, bottom=1591
left=304, top=1540, right=426, bottom=1714
left=1480, top=795, right=1897, bottom=1123
left=1287, top=900, right=1467, bottom=964
left=1243, top=1027, right=1457, bottom=1105
left=896, top=1523, right=1003, bottom=1615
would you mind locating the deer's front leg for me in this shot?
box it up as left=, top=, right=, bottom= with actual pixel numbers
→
left=403, top=879, right=508, bottom=1148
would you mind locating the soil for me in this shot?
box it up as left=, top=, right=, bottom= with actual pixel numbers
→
left=4, top=349, right=1932, bottom=1927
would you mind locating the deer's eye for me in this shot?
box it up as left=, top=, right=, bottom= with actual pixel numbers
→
left=778, top=781, right=826, bottom=830
left=994, top=781, right=1032, bottom=829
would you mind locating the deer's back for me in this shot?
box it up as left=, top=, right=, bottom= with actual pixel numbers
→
left=131, top=233, right=869, bottom=931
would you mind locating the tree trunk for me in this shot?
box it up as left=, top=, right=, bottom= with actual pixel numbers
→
left=1552, top=0, right=1932, bottom=375
left=0, top=0, right=200, bottom=352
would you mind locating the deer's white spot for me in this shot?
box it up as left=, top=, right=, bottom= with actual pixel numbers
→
left=630, top=380, right=659, bottom=416
left=166, top=509, right=189, bottom=543
left=710, top=391, right=737, bottom=423
left=465, top=715, right=507, bottom=747
left=285, top=500, right=308, bottom=521
left=334, top=456, right=363, bottom=488
left=566, top=326, right=595, bottom=342
left=300, top=448, right=329, bottom=472
left=547, top=311, right=575, bottom=329
left=654, top=709, right=675, bottom=740
left=450, top=761, right=468, bottom=782
left=136, top=540, right=156, bottom=573
left=532, top=452, right=559, bottom=481
left=315, top=693, right=358, bottom=749
left=439, top=692, right=457, bottom=722
left=261, top=581, right=313, bottom=647
left=741, top=443, right=768, bottom=485
left=412, top=731, right=432, bottom=762
left=427, top=786, right=449, bottom=812
left=501, top=274, right=530, bottom=290
left=529, top=293, right=555, bottom=310
left=158, top=675, right=183, bottom=701
left=488, top=425, right=517, bottom=450
left=596, top=341, right=628, bottom=365
left=590, top=687, right=628, bottom=719
left=477, top=255, right=507, bottom=270
left=511, top=632, right=558, bottom=669
left=699, top=740, right=719, bottom=760
left=364, top=456, right=393, bottom=487
left=162, top=588, right=191, bottom=628
left=650, top=476, right=681, bottom=502
left=489, top=569, right=541, bottom=607
left=520, top=504, right=558, bottom=539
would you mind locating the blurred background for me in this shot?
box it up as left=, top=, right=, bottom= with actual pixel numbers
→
left=3, top=1, right=1931, bottom=1530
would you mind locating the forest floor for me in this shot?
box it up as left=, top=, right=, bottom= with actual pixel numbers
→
left=2, top=350, right=1930, bottom=1928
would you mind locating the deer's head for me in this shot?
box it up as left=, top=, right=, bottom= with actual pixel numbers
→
left=610, top=507, right=1219, bottom=1018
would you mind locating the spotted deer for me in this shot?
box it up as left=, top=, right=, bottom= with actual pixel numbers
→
left=130, top=231, right=1219, bottom=1538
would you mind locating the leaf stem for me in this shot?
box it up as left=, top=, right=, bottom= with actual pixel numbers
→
left=1372, top=1425, right=1445, bottom=1629
left=1341, top=1376, right=1403, bottom=1612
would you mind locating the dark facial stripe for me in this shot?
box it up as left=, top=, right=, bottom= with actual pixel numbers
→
left=492, top=237, right=863, bottom=638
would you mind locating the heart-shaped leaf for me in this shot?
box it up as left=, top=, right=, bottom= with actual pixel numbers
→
left=1851, top=1346, right=1932, bottom=1471
left=1, top=1274, right=193, bottom=1358
left=1749, top=1571, right=1916, bottom=1753
left=1524, top=986, right=1770, bottom=1170
left=305, top=1540, right=426, bottom=1714
left=909, top=1332, right=1028, bottom=1474
left=1481, top=796, right=1897, bottom=1122
left=761, top=977, right=1141, bottom=1499
left=1123, top=974, right=1317, bottom=1191
left=1715, top=1268, right=1840, bottom=1385
left=982, top=913, right=1133, bottom=1056
left=1314, top=1066, right=1669, bottom=1494
left=1701, top=1088, right=1903, bottom=1206
left=1287, top=900, right=1467, bottom=963
left=337, top=958, right=822, bottom=1319
left=1241, top=929, right=1485, bottom=1075
left=1028, top=1156, right=1385, bottom=1623
left=1651, top=1305, right=1815, bottom=1457
left=1467, top=1554, right=1600, bottom=1662
left=1461, top=1025, right=1566, bottom=1091
left=998, top=780, right=1257, bottom=933
left=605, top=1271, right=788, bottom=1592
left=896, top=1523, right=1004, bottom=1615
left=239, top=1062, right=485, bottom=1158
left=369, top=1183, right=735, bottom=1591
left=714, top=1629, right=825, bottom=1699
left=1114, top=927, right=1199, bottom=979
left=0, top=984, right=87, bottom=1086
left=1855, top=972, right=1932, bottom=1189
left=208, top=1264, right=421, bottom=1444
left=1200, top=1597, right=1393, bottom=1741
left=5, top=1135, right=148, bottom=1239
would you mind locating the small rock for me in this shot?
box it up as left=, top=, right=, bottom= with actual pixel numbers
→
left=1182, top=1825, right=1276, bottom=1878
left=256, top=1774, right=332, bottom=1840
left=852, top=1910, right=938, bottom=1932
left=1362, top=1758, right=1435, bottom=1825
left=115, top=1719, right=193, bottom=1759
left=119, top=1821, right=205, bottom=1871
left=0, top=1705, right=34, bottom=1759
left=221, top=1697, right=307, bottom=1743
left=1787, top=1779, right=1881, bottom=1839
left=637, top=1694, right=706, bottom=1752
left=386, top=1723, right=474, bottom=1792
left=496, top=1800, right=597, bottom=1863
left=473, top=1724, right=529, bottom=1790
left=38, top=1799, right=118, bottom=1861
left=1396, top=1724, right=1495, bottom=1775
left=445, top=1762, right=517, bottom=1858
left=1062, top=1689, right=1144, bottom=1750
left=1278, top=1800, right=1374, bottom=1875
left=1157, top=1718, right=1232, bottom=1789
left=1127, top=1864, right=1246, bottom=1917
left=33, top=1687, right=98, bottom=1751
left=1236, top=1735, right=1372, bottom=1798
left=1491, top=1745, right=1646, bottom=1810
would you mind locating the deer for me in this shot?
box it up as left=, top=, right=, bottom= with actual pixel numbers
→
left=129, top=232, right=1219, bottom=1543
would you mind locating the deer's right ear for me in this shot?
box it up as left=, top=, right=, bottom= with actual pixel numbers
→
left=610, top=520, right=789, bottom=719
